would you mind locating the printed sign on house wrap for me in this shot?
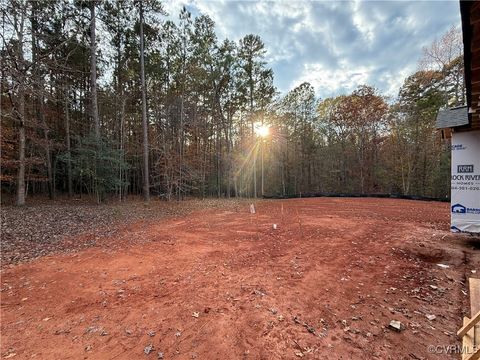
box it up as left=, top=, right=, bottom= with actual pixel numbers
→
left=450, top=130, right=480, bottom=233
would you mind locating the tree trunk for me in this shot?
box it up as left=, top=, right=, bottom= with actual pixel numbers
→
left=261, top=140, right=264, bottom=196
left=179, top=94, right=184, bottom=200
left=90, top=1, right=100, bottom=141
left=139, top=0, right=150, bottom=201
left=64, top=86, right=73, bottom=197
left=39, top=94, right=54, bottom=199
left=249, top=57, right=256, bottom=198
left=17, top=121, right=26, bottom=206
left=15, top=7, right=26, bottom=206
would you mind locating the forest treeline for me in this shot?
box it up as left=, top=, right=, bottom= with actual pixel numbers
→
left=1, top=0, right=465, bottom=204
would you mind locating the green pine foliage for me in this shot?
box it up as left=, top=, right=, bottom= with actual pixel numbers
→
left=58, top=134, right=129, bottom=203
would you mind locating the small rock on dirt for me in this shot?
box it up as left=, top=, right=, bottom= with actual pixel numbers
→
left=389, top=320, right=404, bottom=332
left=144, top=344, right=154, bottom=355
left=253, top=289, right=266, bottom=296
left=426, top=314, right=436, bottom=321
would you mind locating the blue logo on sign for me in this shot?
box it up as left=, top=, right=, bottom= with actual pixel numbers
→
left=451, top=144, right=466, bottom=150
left=452, top=204, right=466, bottom=213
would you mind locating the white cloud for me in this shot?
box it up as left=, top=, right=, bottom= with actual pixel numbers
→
left=352, top=1, right=376, bottom=45
left=293, top=62, right=373, bottom=98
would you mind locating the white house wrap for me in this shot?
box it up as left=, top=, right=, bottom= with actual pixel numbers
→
left=450, top=130, right=480, bottom=233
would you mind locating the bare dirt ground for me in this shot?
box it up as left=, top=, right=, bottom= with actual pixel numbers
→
left=1, top=198, right=479, bottom=359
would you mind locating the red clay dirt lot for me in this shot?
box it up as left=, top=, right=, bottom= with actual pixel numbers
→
left=1, top=198, right=480, bottom=359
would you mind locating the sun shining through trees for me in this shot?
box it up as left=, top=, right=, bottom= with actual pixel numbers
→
left=254, top=123, right=270, bottom=138
left=232, top=122, right=273, bottom=197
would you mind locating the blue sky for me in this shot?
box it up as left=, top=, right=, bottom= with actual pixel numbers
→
left=163, top=0, right=461, bottom=100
